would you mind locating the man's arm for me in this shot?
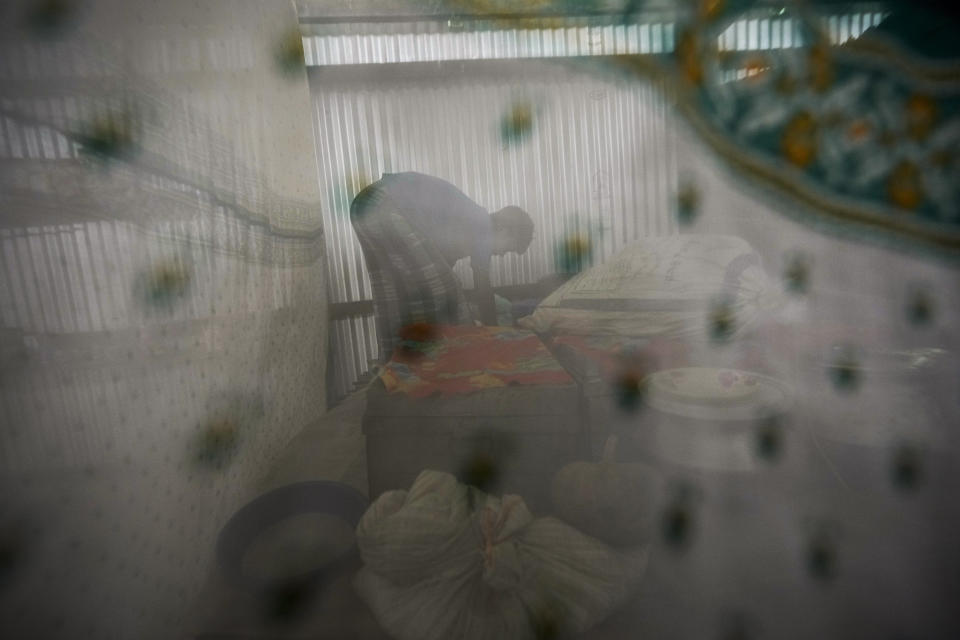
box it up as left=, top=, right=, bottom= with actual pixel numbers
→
left=473, top=259, right=497, bottom=325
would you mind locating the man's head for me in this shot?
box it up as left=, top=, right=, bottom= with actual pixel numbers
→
left=490, top=206, right=534, bottom=256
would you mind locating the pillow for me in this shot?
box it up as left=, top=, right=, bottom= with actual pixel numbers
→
left=518, top=235, right=772, bottom=338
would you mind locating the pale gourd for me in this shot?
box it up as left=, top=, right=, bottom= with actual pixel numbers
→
left=551, top=436, right=664, bottom=547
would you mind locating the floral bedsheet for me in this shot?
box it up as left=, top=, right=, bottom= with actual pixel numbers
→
left=378, top=325, right=573, bottom=398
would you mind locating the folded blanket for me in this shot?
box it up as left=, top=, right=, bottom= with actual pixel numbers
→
left=378, top=325, right=572, bottom=398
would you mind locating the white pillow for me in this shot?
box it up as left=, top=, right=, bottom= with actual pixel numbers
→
left=518, top=235, right=772, bottom=337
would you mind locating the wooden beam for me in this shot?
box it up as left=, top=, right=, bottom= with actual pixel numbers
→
left=329, top=299, right=374, bottom=319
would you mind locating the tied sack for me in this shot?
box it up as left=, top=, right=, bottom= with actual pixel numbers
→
left=354, top=470, right=649, bottom=640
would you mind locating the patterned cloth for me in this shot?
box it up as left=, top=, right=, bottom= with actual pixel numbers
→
left=378, top=325, right=573, bottom=398
left=351, top=184, right=474, bottom=361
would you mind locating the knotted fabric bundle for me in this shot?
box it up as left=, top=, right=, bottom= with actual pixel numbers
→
left=354, top=470, right=649, bottom=640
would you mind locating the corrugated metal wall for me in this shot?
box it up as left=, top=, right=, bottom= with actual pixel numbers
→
left=310, top=61, right=680, bottom=400
left=313, top=64, right=680, bottom=299
left=299, top=7, right=887, bottom=67
left=302, top=20, right=678, bottom=65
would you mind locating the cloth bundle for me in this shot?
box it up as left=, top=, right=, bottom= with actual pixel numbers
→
left=519, top=234, right=779, bottom=338
left=354, top=470, right=649, bottom=640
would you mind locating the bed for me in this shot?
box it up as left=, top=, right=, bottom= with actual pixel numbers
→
left=363, top=235, right=783, bottom=503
